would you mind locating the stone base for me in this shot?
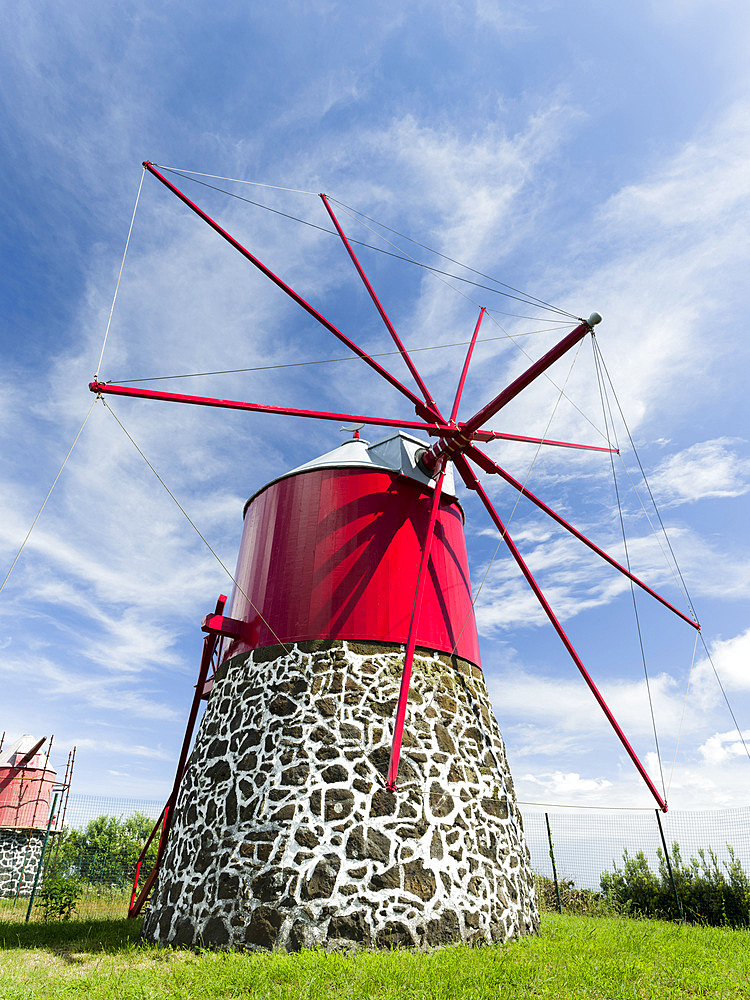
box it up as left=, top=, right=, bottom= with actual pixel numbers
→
left=142, top=640, right=539, bottom=950
left=0, top=829, right=44, bottom=898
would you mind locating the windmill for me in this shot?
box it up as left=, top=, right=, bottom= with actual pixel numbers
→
left=90, top=163, right=698, bottom=950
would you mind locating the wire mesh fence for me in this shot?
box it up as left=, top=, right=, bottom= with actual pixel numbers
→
left=523, top=805, right=750, bottom=890
left=0, top=795, right=163, bottom=922
left=523, top=804, right=750, bottom=925
left=1, top=794, right=748, bottom=922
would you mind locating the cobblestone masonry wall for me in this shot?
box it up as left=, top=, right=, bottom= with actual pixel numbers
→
left=142, top=640, right=539, bottom=951
left=0, top=830, right=44, bottom=898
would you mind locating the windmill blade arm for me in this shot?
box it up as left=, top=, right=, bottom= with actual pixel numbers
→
left=450, top=307, right=485, bottom=424
left=467, top=445, right=699, bottom=631
left=459, top=319, right=593, bottom=438
left=89, top=381, right=452, bottom=434
left=320, top=194, right=443, bottom=421
left=142, top=163, right=433, bottom=421
left=453, top=453, right=668, bottom=812
left=386, top=465, right=447, bottom=792
left=472, top=430, right=617, bottom=455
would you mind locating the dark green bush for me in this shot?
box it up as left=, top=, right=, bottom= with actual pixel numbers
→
left=600, top=843, right=750, bottom=927
left=38, top=876, right=83, bottom=921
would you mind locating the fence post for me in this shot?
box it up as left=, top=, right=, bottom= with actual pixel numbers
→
left=25, top=791, right=59, bottom=923
left=545, top=812, right=563, bottom=913
left=655, top=809, right=683, bottom=920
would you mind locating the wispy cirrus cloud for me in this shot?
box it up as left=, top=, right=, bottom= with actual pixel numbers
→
left=648, top=439, right=750, bottom=505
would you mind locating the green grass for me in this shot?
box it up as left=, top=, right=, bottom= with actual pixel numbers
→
left=0, top=913, right=748, bottom=999
left=0, top=886, right=132, bottom=924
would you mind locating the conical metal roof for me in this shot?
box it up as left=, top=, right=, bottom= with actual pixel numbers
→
left=246, top=430, right=457, bottom=514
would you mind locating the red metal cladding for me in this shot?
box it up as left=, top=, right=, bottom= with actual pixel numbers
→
left=0, top=766, right=57, bottom=829
left=221, top=466, right=481, bottom=666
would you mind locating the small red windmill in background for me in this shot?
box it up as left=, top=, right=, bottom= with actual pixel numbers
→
left=92, top=162, right=700, bottom=835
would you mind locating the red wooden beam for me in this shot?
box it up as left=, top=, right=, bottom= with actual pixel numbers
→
left=454, top=453, right=668, bottom=812
left=466, top=445, right=699, bottom=630
left=90, top=381, right=451, bottom=435
left=419, top=317, right=597, bottom=472
left=450, top=307, right=485, bottom=424
left=142, top=163, right=433, bottom=421
left=386, top=463, right=447, bottom=792
left=320, top=194, right=442, bottom=422
left=472, top=429, right=617, bottom=454
left=460, top=318, right=595, bottom=437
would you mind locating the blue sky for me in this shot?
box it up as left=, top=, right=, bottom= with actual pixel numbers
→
left=1, top=0, right=749, bottom=812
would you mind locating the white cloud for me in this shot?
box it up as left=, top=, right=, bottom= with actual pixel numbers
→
left=698, top=729, right=750, bottom=765
left=474, top=0, right=531, bottom=34
left=519, top=770, right=613, bottom=799
left=693, top=627, right=750, bottom=699
left=648, top=439, right=750, bottom=505
left=601, top=103, right=750, bottom=235
left=0, top=653, right=182, bottom=722
left=73, top=738, right=175, bottom=761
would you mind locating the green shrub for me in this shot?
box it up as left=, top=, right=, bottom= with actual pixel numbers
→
left=38, top=876, right=83, bottom=921
left=535, top=875, right=615, bottom=916
left=600, top=843, right=750, bottom=927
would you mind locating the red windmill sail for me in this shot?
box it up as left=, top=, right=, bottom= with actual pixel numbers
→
left=93, top=161, right=702, bottom=849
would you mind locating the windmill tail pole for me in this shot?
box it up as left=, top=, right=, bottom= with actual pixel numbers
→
left=129, top=594, right=227, bottom=918
left=454, top=454, right=668, bottom=812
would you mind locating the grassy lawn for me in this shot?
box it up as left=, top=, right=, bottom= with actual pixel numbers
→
left=1, top=912, right=748, bottom=999
left=0, top=887, right=132, bottom=924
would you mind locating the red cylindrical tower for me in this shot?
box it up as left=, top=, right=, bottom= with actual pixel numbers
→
left=0, top=736, right=56, bottom=830
left=222, top=431, right=481, bottom=665
left=144, top=430, right=539, bottom=952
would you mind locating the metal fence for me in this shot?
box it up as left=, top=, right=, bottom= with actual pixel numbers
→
left=1, top=794, right=748, bottom=922
left=61, top=794, right=164, bottom=832
left=0, top=795, right=163, bottom=922
left=521, top=805, right=750, bottom=891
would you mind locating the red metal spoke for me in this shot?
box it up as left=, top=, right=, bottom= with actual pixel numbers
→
left=386, top=463, right=447, bottom=792
left=453, top=453, right=668, bottom=811
left=467, top=444, right=699, bottom=631
left=472, top=429, right=617, bottom=455
left=460, top=319, right=594, bottom=437
left=320, top=194, right=443, bottom=422
left=419, top=318, right=595, bottom=472
left=449, top=307, right=485, bottom=424
left=90, top=381, right=452, bottom=434
left=142, top=163, right=433, bottom=420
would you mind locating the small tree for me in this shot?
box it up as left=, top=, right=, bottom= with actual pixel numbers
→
left=38, top=876, right=83, bottom=921
left=50, top=812, right=159, bottom=887
left=600, top=849, right=663, bottom=917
